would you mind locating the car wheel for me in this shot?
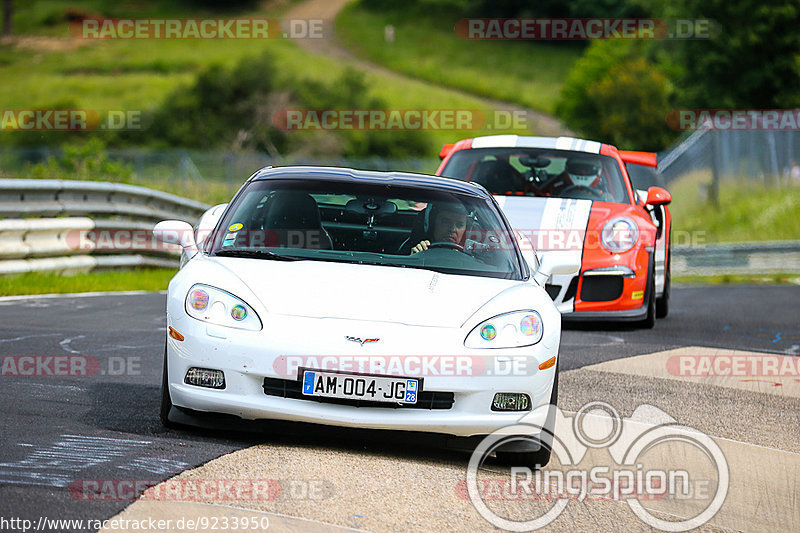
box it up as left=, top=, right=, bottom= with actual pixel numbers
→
left=495, top=367, right=558, bottom=469
left=160, top=344, right=178, bottom=428
left=656, top=250, right=670, bottom=319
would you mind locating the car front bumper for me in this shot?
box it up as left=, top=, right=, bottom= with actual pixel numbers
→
left=165, top=312, right=559, bottom=439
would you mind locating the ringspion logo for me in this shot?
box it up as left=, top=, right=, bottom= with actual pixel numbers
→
left=466, top=402, right=729, bottom=531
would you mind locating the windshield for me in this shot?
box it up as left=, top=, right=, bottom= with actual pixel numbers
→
left=209, top=178, right=524, bottom=280
left=441, top=148, right=632, bottom=204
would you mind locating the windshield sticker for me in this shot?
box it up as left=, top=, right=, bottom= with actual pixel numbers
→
left=222, top=231, right=238, bottom=247
left=228, top=223, right=244, bottom=232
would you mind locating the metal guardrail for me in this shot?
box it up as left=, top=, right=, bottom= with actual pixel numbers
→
left=0, top=179, right=210, bottom=275
left=672, top=241, right=800, bottom=276
left=2, top=178, right=797, bottom=277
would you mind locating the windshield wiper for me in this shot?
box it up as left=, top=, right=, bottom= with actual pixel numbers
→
left=214, top=249, right=298, bottom=261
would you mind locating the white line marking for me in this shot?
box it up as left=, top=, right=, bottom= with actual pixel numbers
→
left=0, top=333, right=61, bottom=344
left=59, top=335, right=85, bottom=354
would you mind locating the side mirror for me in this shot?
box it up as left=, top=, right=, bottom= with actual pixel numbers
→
left=533, top=252, right=580, bottom=287
left=153, top=220, right=197, bottom=250
left=439, top=143, right=455, bottom=160
left=645, top=186, right=671, bottom=206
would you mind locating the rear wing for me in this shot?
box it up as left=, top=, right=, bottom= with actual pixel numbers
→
left=619, top=151, right=657, bottom=168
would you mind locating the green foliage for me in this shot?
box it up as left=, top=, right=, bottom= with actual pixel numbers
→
left=556, top=40, right=675, bottom=149
left=27, top=138, right=133, bottom=181
left=142, top=51, right=430, bottom=158
left=655, top=0, right=800, bottom=108
left=361, top=0, right=649, bottom=18
left=467, top=0, right=649, bottom=18
left=586, top=57, right=674, bottom=150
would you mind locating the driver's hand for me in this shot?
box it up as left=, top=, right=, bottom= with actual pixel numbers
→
left=410, top=240, right=430, bottom=254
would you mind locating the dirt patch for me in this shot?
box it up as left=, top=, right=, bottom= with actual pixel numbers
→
left=2, top=36, right=92, bottom=53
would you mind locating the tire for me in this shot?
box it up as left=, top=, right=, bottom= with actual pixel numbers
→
left=160, top=344, right=178, bottom=428
left=656, top=248, right=670, bottom=319
left=495, top=367, right=558, bottom=469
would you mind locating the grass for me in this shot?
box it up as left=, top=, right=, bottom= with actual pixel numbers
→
left=0, top=268, right=176, bottom=296
left=336, top=2, right=582, bottom=114
left=1, top=0, right=531, bottom=160
left=668, top=171, right=800, bottom=243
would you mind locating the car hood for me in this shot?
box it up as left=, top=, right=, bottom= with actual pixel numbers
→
left=208, top=257, right=518, bottom=328
left=494, top=196, right=592, bottom=255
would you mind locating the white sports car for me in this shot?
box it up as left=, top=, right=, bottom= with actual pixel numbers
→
left=154, top=166, right=577, bottom=465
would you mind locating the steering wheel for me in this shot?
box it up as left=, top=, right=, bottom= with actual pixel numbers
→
left=560, top=185, right=604, bottom=198
left=425, top=241, right=466, bottom=252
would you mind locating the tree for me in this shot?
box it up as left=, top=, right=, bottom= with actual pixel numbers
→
left=2, top=0, right=12, bottom=37
left=656, top=0, right=800, bottom=108
left=555, top=39, right=676, bottom=150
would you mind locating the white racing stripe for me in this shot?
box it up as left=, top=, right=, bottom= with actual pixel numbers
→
left=471, top=135, right=602, bottom=153
left=498, top=197, right=591, bottom=312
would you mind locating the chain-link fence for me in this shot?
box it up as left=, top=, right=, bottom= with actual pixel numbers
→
left=658, top=129, right=800, bottom=202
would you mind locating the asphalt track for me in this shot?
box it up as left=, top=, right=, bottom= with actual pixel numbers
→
left=0, top=285, right=797, bottom=532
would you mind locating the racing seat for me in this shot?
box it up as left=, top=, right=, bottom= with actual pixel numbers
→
left=261, top=191, right=334, bottom=250
left=471, top=159, right=525, bottom=194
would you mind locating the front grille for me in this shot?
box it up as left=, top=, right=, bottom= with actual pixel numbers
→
left=580, top=275, right=624, bottom=302
left=263, top=377, right=455, bottom=410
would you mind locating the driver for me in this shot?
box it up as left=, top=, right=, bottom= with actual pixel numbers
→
left=410, top=202, right=468, bottom=254
left=565, top=159, right=602, bottom=188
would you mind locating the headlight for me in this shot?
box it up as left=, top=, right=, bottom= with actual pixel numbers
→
left=185, top=284, right=262, bottom=331
left=601, top=217, right=639, bottom=253
left=465, top=311, right=543, bottom=348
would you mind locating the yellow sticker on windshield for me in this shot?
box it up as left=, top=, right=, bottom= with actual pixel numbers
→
left=228, top=223, right=243, bottom=232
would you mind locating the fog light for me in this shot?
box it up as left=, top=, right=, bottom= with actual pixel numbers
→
left=492, top=392, right=531, bottom=411
left=184, top=367, right=225, bottom=389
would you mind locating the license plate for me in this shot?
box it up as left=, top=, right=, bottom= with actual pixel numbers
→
left=301, top=369, right=419, bottom=404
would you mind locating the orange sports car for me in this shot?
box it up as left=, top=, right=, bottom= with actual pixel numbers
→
left=436, top=135, right=672, bottom=327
